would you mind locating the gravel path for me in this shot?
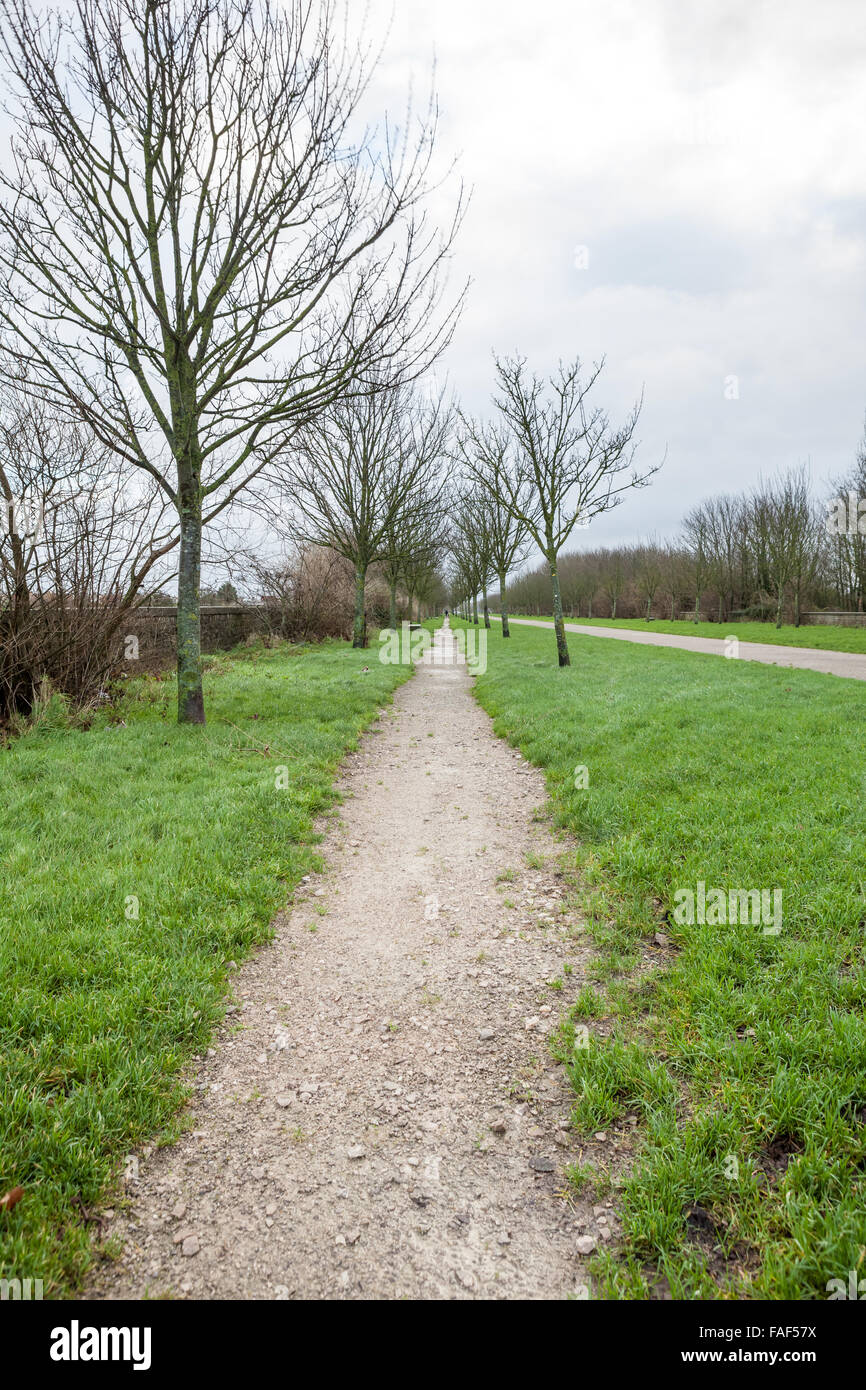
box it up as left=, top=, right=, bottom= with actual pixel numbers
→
left=87, top=623, right=603, bottom=1301
left=499, top=617, right=866, bottom=681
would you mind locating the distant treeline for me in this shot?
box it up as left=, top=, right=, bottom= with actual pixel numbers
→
left=502, top=457, right=866, bottom=625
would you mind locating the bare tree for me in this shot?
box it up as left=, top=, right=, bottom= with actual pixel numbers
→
left=241, top=540, right=356, bottom=643
left=701, top=495, right=745, bottom=622
left=0, top=380, right=173, bottom=718
left=0, top=0, right=463, bottom=720
left=634, top=541, right=663, bottom=619
left=682, top=503, right=712, bottom=622
left=456, top=419, right=531, bottom=637
left=749, top=467, right=820, bottom=628
left=450, top=488, right=498, bottom=627
left=827, top=432, right=866, bottom=612
left=490, top=355, right=657, bottom=665
left=599, top=548, right=625, bottom=619
left=378, top=453, right=451, bottom=631
left=285, top=383, right=450, bottom=646
left=385, top=494, right=449, bottom=626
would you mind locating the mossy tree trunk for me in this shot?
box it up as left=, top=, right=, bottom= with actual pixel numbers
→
left=353, top=563, right=368, bottom=648
left=176, top=456, right=205, bottom=725
left=550, top=557, right=570, bottom=667
left=499, top=570, right=510, bottom=637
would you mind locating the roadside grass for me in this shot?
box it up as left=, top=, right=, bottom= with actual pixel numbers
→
left=455, top=617, right=866, bottom=1299
left=0, top=637, right=410, bottom=1294
left=504, top=614, right=866, bottom=654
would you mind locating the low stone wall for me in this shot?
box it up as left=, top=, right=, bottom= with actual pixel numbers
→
left=801, top=611, right=866, bottom=627
left=123, top=605, right=269, bottom=667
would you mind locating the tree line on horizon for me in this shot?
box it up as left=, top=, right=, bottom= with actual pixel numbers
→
left=497, top=454, right=866, bottom=627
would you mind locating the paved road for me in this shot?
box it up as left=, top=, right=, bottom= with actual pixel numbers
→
left=496, top=617, right=866, bottom=682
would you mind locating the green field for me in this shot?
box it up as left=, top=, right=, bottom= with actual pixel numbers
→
left=456, top=617, right=866, bottom=1299
left=506, top=614, right=866, bottom=654
left=0, top=639, right=409, bottom=1294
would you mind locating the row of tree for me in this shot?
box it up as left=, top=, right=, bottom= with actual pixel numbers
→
left=0, top=0, right=464, bottom=722
left=4, top=0, right=858, bottom=720
left=446, top=356, right=656, bottom=665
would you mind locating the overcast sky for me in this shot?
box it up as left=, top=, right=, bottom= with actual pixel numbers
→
left=365, top=0, right=866, bottom=550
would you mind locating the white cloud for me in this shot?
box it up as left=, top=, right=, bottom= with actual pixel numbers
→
left=363, top=0, right=866, bottom=541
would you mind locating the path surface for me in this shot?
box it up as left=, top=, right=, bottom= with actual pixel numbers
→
left=499, top=617, right=866, bottom=681
left=87, top=624, right=604, bottom=1301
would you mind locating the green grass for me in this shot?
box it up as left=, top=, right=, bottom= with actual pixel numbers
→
left=0, top=638, right=410, bottom=1294
left=507, top=614, right=866, bottom=654
left=455, top=617, right=866, bottom=1299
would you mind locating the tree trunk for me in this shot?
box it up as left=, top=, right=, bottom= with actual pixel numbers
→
left=353, top=563, right=367, bottom=648
left=472, top=593, right=478, bottom=624
left=550, top=559, right=570, bottom=667
left=499, top=572, right=510, bottom=637
left=388, top=580, right=398, bottom=631
left=482, top=587, right=490, bottom=629
left=176, top=478, right=205, bottom=724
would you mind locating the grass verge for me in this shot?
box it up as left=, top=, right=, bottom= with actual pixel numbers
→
left=0, top=638, right=410, bottom=1294
left=456, top=617, right=866, bottom=1299
left=505, top=614, right=866, bottom=654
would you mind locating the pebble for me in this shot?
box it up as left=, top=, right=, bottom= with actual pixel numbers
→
left=575, top=1235, right=597, bottom=1256
left=347, top=1146, right=366, bottom=1160
left=171, top=1201, right=187, bottom=1220
left=478, top=1027, right=495, bottom=1041
left=181, top=1235, right=201, bottom=1258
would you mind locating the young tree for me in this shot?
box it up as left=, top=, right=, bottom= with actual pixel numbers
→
left=0, top=0, right=463, bottom=720
left=286, top=384, right=450, bottom=646
left=456, top=419, right=531, bottom=637
left=450, top=491, right=495, bottom=627
left=380, top=473, right=449, bottom=630
left=490, top=355, right=657, bottom=666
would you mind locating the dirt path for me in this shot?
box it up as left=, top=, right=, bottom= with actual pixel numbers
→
left=87, top=623, right=603, bottom=1301
left=498, top=616, right=866, bottom=680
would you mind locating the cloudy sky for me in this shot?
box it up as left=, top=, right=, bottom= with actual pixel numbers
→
left=366, top=0, right=866, bottom=548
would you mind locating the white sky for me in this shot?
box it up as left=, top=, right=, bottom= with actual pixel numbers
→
left=365, top=0, right=866, bottom=547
